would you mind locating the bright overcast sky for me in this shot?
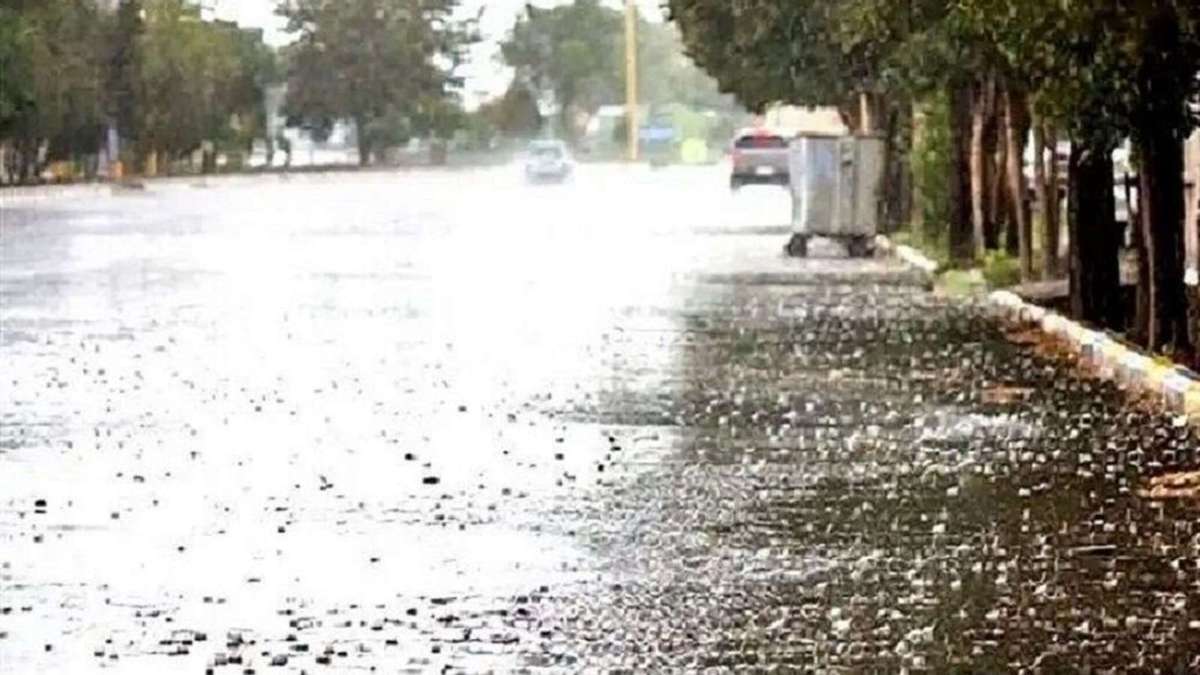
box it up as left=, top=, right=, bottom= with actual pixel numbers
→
left=212, top=0, right=668, bottom=105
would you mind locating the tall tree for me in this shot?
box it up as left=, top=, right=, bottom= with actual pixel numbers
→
left=1125, top=4, right=1200, bottom=355
left=136, top=0, right=265, bottom=171
left=0, top=1, right=110, bottom=180
left=0, top=8, right=37, bottom=160
left=479, top=82, right=543, bottom=138
left=499, top=0, right=622, bottom=142
left=110, top=0, right=144, bottom=150
left=277, top=0, right=473, bottom=165
left=634, top=20, right=730, bottom=110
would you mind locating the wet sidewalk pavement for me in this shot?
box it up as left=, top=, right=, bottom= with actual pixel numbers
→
left=2, top=167, right=1199, bottom=673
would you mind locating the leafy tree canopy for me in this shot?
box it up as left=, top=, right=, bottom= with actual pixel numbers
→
left=277, top=0, right=475, bottom=163
left=500, top=0, right=622, bottom=137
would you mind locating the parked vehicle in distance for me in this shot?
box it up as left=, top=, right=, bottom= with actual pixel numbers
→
left=729, top=129, right=790, bottom=190
left=524, top=140, right=573, bottom=183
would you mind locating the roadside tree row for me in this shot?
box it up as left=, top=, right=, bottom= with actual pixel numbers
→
left=275, top=0, right=475, bottom=166
left=669, top=0, right=1200, bottom=360
left=0, top=0, right=277, bottom=181
left=0, top=0, right=479, bottom=179
left=499, top=0, right=737, bottom=144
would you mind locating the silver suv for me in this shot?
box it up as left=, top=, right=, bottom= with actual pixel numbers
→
left=729, top=130, right=789, bottom=190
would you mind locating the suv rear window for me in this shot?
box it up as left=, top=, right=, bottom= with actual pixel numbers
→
left=735, top=135, right=787, bottom=149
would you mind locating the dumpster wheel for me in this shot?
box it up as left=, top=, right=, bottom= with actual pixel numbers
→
left=784, top=233, right=809, bottom=258
left=846, top=235, right=875, bottom=259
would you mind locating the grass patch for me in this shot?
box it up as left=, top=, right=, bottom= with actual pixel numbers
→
left=981, top=251, right=1022, bottom=288
left=891, top=227, right=952, bottom=271
left=938, top=269, right=987, bottom=296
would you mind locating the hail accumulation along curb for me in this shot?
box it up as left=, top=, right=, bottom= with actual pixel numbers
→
left=875, top=235, right=1200, bottom=421
left=874, top=235, right=940, bottom=275
left=987, top=290, right=1200, bottom=420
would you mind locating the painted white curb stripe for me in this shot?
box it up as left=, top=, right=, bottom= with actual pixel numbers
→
left=984, top=289, right=1200, bottom=420
left=874, top=235, right=939, bottom=275
left=876, top=236, right=1200, bottom=421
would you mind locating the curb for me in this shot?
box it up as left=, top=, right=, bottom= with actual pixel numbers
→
left=0, top=168, right=413, bottom=207
left=874, top=235, right=940, bottom=274
left=0, top=173, right=315, bottom=206
left=987, top=290, right=1200, bottom=420
left=0, top=183, right=116, bottom=206
left=875, top=234, right=1200, bottom=421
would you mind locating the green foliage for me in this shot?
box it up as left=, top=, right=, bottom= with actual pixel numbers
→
left=360, top=109, right=412, bottom=153
left=911, top=92, right=952, bottom=251
left=0, top=0, right=280, bottom=180
left=0, top=9, right=36, bottom=137
left=132, top=2, right=281, bottom=164
left=667, top=1, right=836, bottom=112
left=500, top=0, right=621, bottom=140
left=2, top=1, right=109, bottom=164
left=278, top=0, right=475, bottom=164
left=498, top=1, right=733, bottom=143
left=981, top=251, right=1022, bottom=288
left=138, top=2, right=235, bottom=156
left=938, top=268, right=987, bottom=296
left=635, top=21, right=730, bottom=111
left=223, top=26, right=279, bottom=152
left=459, top=109, right=497, bottom=151
left=477, top=83, right=542, bottom=138
left=667, top=0, right=919, bottom=114
left=412, top=98, right=467, bottom=141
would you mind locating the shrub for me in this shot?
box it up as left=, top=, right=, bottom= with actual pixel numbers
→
left=981, top=251, right=1022, bottom=288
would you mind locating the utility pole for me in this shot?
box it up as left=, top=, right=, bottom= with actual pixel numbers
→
left=624, top=0, right=638, bottom=162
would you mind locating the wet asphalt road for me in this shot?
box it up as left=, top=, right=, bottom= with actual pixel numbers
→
left=3, top=165, right=1200, bottom=673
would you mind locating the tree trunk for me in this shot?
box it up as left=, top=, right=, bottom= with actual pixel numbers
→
left=859, top=92, right=873, bottom=134
left=910, top=102, right=926, bottom=241
left=1131, top=171, right=1150, bottom=343
left=997, top=100, right=1019, bottom=256
left=201, top=143, right=216, bottom=174
left=355, top=116, right=371, bottom=166
left=1033, top=119, right=1048, bottom=274
left=1035, top=119, right=1063, bottom=278
left=839, top=98, right=862, bottom=138
left=1068, top=142, right=1122, bottom=329
left=948, top=84, right=975, bottom=264
left=880, top=100, right=911, bottom=235
left=1004, top=88, right=1033, bottom=280
left=894, top=105, right=913, bottom=235
left=1043, top=123, right=1061, bottom=277
left=1128, top=5, right=1193, bottom=356
left=559, top=102, right=577, bottom=146
left=1136, top=127, right=1191, bottom=355
left=17, top=138, right=35, bottom=184
left=989, top=122, right=1008, bottom=251
left=969, top=80, right=992, bottom=261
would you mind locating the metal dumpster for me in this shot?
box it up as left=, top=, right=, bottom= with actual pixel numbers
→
left=785, top=133, right=885, bottom=257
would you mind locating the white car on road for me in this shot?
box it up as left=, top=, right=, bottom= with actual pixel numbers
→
left=524, top=140, right=573, bottom=183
